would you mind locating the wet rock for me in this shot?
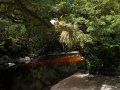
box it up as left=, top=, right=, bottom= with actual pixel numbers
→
left=29, top=53, right=37, bottom=58
left=24, top=56, right=31, bottom=64
left=19, top=56, right=31, bottom=64
left=2, top=55, right=10, bottom=60
left=7, top=63, right=15, bottom=67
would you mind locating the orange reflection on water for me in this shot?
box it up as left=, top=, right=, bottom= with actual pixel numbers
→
left=19, top=54, right=84, bottom=68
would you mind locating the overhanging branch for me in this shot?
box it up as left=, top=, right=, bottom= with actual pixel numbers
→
left=14, top=0, right=50, bottom=28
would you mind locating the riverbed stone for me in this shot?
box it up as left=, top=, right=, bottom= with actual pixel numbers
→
left=51, top=72, right=120, bottom=90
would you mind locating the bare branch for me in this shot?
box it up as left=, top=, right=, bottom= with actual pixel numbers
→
left=7, top=15, right=24, bottom=23
left=14, top=0, right=50, bottom=28
left=0, top=0, right=14, bottom=5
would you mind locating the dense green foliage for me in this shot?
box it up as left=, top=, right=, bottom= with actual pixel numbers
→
left=49, top=0, right=120, bottom=75
left=0, top=0, right=120, bottom=74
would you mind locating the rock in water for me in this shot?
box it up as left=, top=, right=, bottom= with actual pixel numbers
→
left=7, top=63, right=15, bottom=67
left=24, top=56, right=31, bottom=64
left=19, top=56, right=31, bottom=64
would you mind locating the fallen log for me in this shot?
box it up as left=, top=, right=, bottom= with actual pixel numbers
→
left=0, top=51, right=84, bottom=69
left=19, top=53, right=84, bottom=69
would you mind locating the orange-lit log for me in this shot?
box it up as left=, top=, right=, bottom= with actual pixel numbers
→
left=19, top=54, right=84, bottom=69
